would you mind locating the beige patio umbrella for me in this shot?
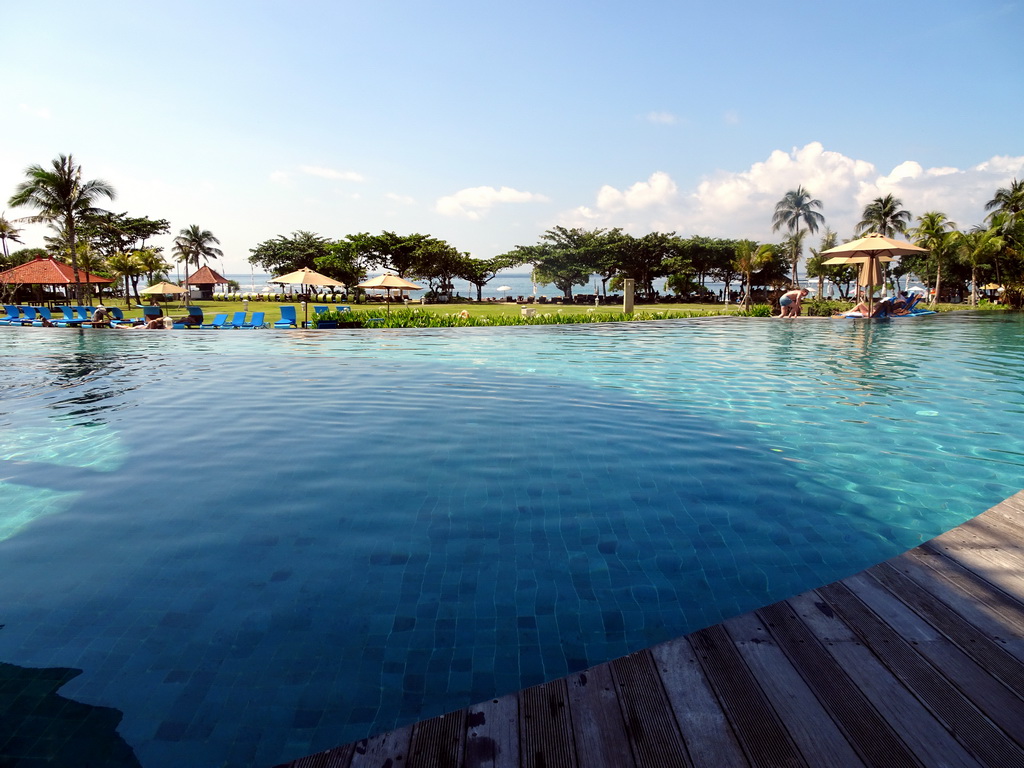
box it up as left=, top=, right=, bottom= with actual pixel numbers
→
left=271, top=267, right=346, bottom=326
left=822, top=233, right=927, bottom=316
left=356, top=274, right=424, bottom=314
left=140, top=281, right=187, bottom=295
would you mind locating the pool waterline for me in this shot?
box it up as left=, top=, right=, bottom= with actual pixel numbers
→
left=0, top=312, right=1021, bottom=767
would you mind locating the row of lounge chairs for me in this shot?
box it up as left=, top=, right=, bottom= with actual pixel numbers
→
left=0, top=304, right=130, bottom=327
left=0, top=304, right=353, bottom=329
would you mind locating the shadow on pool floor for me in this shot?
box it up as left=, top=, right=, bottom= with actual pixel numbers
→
left=0, top=661, right=140, bottom=767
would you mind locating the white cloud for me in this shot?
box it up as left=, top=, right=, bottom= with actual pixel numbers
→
left=436, top=186, right=549, bottom=220
left=299, top=165, right=365, bottom=182
left=386, top=192, right=416, bottom=205
left=556, top=143, right=1024, bottom=241
left=644, top=111, right=678, bottom=125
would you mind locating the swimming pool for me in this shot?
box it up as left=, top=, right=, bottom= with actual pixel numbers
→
left=1, top=312, right=1022, bottom=767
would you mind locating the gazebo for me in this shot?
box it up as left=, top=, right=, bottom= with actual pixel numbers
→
left=183, top=265, right=230, bottom=299
left=0, top=257, right=113, bottom=304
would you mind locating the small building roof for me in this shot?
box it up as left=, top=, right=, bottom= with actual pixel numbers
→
left=0, top=257, right=113, bottom=285
left=183, top=265, right=229, bottom=285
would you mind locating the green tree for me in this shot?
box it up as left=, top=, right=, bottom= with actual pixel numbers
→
left=84, top=212, right=170, bottom=260
left=909, top=211, right=957, bottom=307
left=606, top=231, right=672, bottom=299
left=771, top=186, right=825, bottom=286
left=733, top=240, right=774, bottom=310
left=106, top=250, right=144, bottom=305
left=173, top=225, right=223, bottom=293
left=805, top=228, right=839, bottom=298
left=8, top=154, right=116, bottom=303
left=985, top=178, right=1024, bottom=234
left=523, top=227, right=607, bottom=300
left=462, top=254, right=522, bottom=302
left=857, top=194, right=911, bottom=237
left=0, top=213, right=23, bottom=264
left=249, top=231, right=332, bottom=275
left=957, top=226, right=1003, bottom=306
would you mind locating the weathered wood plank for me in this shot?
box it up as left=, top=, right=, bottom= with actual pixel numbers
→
left=607, top=650, right=691, bottom=768
left=564, top=663, right=636, bottom=768
left=519, top=678, right=576, bottom=768
left=349, top=722, right=414, bottom=768
left=818, top=580, right=1024, bottom=766
left=899, top=546, right=1024, bottom=661
left=652, top=635, right=749, bottom=768
left=408, top=710, right=464, bottom=768
left=757, top=600, right=920, bottom=768
left=724, top=611, right=866, bottom=767
left=465, top=695, right=520, bottom=768
left=274, top=740, right=355, bottom=767
left=844, top=569, right=1024, bottom=744
left=787, top=590, right=983, bottom=768
left=867, top=560, right=1024, bottom=694
left=687, top=623, right=806, bottom=768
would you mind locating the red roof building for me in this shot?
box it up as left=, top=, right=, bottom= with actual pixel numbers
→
left=0, top=257, right=113, bottom=286
left=183, top=265, right=229, bottom=286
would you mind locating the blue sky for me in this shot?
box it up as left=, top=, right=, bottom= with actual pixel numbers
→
left=4, top=0, right=1022, bottom=272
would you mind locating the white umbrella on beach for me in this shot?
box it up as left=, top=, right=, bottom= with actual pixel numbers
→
left=497, top=285, right=512, bottom=301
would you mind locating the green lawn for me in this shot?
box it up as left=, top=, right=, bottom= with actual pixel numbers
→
left=98, top=297, right=1000, bottom=326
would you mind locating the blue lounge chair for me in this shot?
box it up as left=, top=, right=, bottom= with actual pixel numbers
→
left=107, top=307, right=129, bottom=326
left=274, top=306, right=298, bottom=328
left=314, top=305, right=328, bottom=315
left=222, top=312, right=247, bottom=329
left=31, top=307, right=56, bottom=326
left=201, top=313, right=228, bottom=328
left=52, top=306, right=84, bottom=327
left=18, top=306, right=38, bottom=325
left=338, top=305, right=352, bottom=313
left=75, top=306, right=92, bottom=321
left=242, top=311, right=265, bottom=329
left=173, top=307, right=204, bottom=329
left=0, top=305, right=20, bottom=325
left=142, top=306, right=163, bottom=321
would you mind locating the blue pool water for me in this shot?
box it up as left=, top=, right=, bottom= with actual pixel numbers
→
left=1, top=312, right=1022, bottom=766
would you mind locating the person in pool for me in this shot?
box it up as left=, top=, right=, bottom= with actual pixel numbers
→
left=777, top=288, right=809, bottom=317
left=91, top=305, right=112, bottom=327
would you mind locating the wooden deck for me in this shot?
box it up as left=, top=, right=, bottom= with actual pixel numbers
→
left=275, top=491, right=1024, bottom=768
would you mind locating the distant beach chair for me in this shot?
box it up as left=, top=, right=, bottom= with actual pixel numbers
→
left=274, top=306, right=298, bottom=328
left=18, top=306, right=38, bottom=324
left=222, top=311, right=247, bottom=328
left=242, top=311, right=265, bottom=329
left=173, top=307, right=204, bottom=329
left=314, top=305, right=328, bottom=315
left=108, top=307, right=128, bottom=326
left=0, top=305, right=21, bottom=325
left=31, top=307, right=56, bottom=326
left=201, top=313, right=228, bottom=328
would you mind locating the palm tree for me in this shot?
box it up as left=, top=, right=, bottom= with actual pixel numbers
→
left=909, top=211, right=956, bottom=307
left=771, top=186, right=824, bottom=287
left=0, top=213, right=23, bottom=263
left=8, top=154, right=116, bottom=304
left=732, top=240, right=774, bottom=310
left=173, top=225, right=223, bottom=297
left=781, top=230, right=807, bottom=291
left=806, top=228, right=839, bottom=299
left=985, top=178, right=1024, bottom=229
left=958, top=226, right=1003, bottom=306
left=857, top=194, right=911, bottom=237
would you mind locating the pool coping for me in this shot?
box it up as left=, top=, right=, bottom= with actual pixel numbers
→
left=273, top=489, right=1024, bottom=767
